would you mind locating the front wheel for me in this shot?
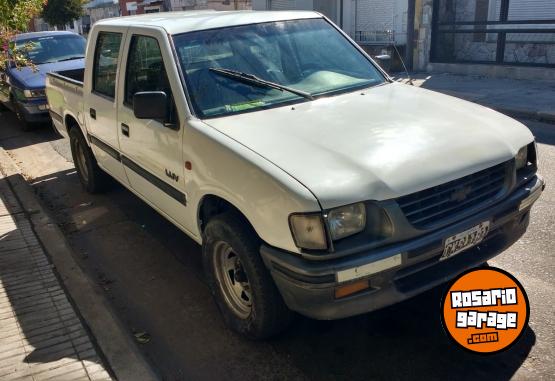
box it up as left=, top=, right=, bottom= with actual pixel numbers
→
left=69, top=127, right=109, bottom=193
left=203, top=212, right=293, bottom=339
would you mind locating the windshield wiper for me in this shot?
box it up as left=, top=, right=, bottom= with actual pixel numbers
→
left=56, top=56, right=85, bottom=62
left=209, top=67, right=314, bottom=100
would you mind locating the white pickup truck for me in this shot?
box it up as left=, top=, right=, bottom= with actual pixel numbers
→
left=46, top=10, right=544, bottom=339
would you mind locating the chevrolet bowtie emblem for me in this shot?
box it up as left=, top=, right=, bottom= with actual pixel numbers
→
left=451, top=186, right=472, bottom=202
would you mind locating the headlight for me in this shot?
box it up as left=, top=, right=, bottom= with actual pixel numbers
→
left=289, top=213, right=327, bottom=250
left=327, top=202, right=366, bottom=240
left=515, top=145, right=528, bottom=170
left=23, top=88, right=46, bottom=98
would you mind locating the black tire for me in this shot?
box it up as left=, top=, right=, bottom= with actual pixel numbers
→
left=69, top=127, right=109, bottom=193
left=202, top=212, right=293, bottom=339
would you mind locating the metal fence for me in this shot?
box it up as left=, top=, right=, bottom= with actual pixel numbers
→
left=354, top=30, right=396, bottom=45
left=431, top=0, right=555, bottom=68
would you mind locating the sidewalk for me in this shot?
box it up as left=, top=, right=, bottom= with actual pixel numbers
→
left=0, top=173, right=112, bottom=380
left=396, top=72, right=555, bottom=123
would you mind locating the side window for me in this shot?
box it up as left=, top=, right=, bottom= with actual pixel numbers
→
left=125, top=35, right=177, bottom=124
left=92, top=32, right=122, bottom=99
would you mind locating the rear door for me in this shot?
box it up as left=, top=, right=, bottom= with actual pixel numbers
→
left=117, top=28, right=193, bottom=233
left=84, top=27, right=128, bottom=184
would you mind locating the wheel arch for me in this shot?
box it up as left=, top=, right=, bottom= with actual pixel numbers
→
left=197, top=194, right=259, bottom=240
left=64, top=113, right=89, bottom=145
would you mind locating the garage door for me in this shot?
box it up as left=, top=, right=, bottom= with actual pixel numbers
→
left=354, top=0, right=407, bottom=44
left=269, top=0, right=296, bottom=10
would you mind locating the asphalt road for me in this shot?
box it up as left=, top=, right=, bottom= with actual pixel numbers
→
left=0, top=110, right=553, bottom=381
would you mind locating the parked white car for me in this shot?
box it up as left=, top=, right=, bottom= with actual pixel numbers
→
left=46, top=10, right=544, bottom=339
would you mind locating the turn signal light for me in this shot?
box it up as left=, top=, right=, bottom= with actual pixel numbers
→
left=334, top=279, right=370, bottom=299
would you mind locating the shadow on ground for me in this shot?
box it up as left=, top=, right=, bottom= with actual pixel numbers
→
left=0, top=175, right=105, bottom=370
left=0, top=110, right=60, bottom=151
left=18, top=170, right=537, bottom=381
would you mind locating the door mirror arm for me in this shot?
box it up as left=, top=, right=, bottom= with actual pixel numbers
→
left=163, top=121, right=179, bottom=130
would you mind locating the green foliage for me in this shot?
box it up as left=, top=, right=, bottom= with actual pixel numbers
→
left=0, top=0, right=46, bottom=70
left=42, top=0, right=84, bottom=29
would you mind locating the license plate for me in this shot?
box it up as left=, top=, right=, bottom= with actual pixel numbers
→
left=440, top=221, right=490, bottom=261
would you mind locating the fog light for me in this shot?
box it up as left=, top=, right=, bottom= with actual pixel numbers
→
left=335, top=279, right=370, bottom=299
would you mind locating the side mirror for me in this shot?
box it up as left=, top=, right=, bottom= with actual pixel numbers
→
left=133, top=91, right=168, bottom=120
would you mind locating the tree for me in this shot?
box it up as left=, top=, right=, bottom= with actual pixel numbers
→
left=0, top=0, right=46, bottom=70
left=42, top=0, right=84, bottom=29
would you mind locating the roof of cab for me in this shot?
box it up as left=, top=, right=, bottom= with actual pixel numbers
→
left=15, top=31, right=79, bottom=41
left=95, top=10, right=322, bottom=35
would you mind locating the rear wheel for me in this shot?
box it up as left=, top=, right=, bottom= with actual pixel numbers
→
left=203, top=212, right=293, bottom=339
left=69, top=127, right=109, bottom=193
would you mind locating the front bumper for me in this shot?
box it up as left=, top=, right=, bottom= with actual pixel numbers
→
left=18, top=100, right=50, bottom=123
left=260, top=175, right=544, bottom=320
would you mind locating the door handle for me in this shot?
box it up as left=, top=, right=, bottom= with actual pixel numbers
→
left=90, top=108, right=96, bottom=119
left=121, top=123, right=130, bottom=137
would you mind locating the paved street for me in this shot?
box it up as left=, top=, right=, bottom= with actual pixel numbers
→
left=0, top=108, right=553, bottom=380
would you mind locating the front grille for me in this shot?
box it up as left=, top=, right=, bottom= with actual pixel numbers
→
left=397, top=161, right=509, bottom=228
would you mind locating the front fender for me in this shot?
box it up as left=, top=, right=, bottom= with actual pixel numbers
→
left=186, top=119, right=321, bottom=253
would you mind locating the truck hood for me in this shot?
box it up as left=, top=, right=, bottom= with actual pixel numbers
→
left=204, top=82, right=534, bottom=209
left=9, top=59, right=84, bottom=89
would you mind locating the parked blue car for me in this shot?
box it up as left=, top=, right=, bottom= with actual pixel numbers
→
left=0, top=31, right=85, bottom=130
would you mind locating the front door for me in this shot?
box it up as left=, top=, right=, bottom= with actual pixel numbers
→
left=117, top=31, right=190, bottom=233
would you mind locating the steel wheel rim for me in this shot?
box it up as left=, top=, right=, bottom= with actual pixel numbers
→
left=75, top=139, right=89, bottom=183
left=213, top=241, right=252, bottom=319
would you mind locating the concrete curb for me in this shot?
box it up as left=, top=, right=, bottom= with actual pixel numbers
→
left=0, top=148, right=159, bottom=381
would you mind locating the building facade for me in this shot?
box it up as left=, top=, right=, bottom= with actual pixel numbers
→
left=169, top=0, right=251, bottom=11
left=119, top=0, right=250, bottom=15
left=252, top=0, right=409, bottom=70
left=254, top=0, right=555, bottom=79
left=119, top=0, right=166, bottom=15
left=253, top=0, right=408, bottom=47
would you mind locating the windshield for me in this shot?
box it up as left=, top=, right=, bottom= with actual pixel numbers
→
left=16, top=34, right=86, bottom=65
left=172, top=18, right=386, bottom=118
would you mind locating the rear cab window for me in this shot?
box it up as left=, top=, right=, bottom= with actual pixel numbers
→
left=93, top=32, right=123, bottom=99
